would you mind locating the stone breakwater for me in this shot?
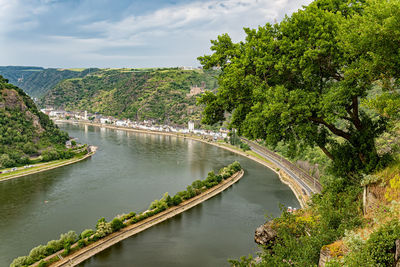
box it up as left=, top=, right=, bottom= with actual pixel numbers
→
left=34, top=170, right=244, bottom=267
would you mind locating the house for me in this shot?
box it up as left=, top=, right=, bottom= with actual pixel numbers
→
left=188, top=121, right=195, bottom=132
left=100, top=118, right=110, bottom=124
left=116, top=120, right=127, bottom=127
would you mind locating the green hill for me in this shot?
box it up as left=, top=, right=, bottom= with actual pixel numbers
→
left=0, top=75, right=70, bottom=168
left=40, top=68, right=219, bottom=125
left=0, top=66, right=97, bottom=98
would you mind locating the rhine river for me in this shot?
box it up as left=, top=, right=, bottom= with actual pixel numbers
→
left=0, top=123, right=299, bottom=266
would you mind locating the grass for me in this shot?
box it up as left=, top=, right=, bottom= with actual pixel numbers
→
left=0, top=153, right=90, bottom=181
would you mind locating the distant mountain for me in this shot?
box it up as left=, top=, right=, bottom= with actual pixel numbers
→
left=0, top=66, right=97, bottom=98
left=40, top=68, right=219, bottom=125
left=0, top=75, right=69, bottom=168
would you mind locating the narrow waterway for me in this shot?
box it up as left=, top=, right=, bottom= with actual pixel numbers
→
left=0, top=123, right=299, bottom=266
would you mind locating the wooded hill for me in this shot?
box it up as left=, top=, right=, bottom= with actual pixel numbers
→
left=0, top=66, right=96, bottom=98
left=40, top=68, right=219, bottom=125
left=0, top=76, right=69, bottom=168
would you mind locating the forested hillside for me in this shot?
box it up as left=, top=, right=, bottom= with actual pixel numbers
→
left=40, top=68, right=219, bottom=125
left=0, top=75, right=69, bottom=168
left=199, top=0, right=400, bottom=265
left=0, top=66, right=96, bottom=98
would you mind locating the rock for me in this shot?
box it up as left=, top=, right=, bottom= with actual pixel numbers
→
left=395, top=239, right=400, bottom=267
left=318, top=241, right=344, bottom=266
left=254, top=221, right=277, bottom=246
left=318, top=246, right=333, bottom=267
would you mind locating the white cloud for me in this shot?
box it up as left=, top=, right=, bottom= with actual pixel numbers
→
left=0, top=0, right=313, bottom=67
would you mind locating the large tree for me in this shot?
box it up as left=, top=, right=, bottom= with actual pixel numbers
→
left=198, top=0, right=398, bottom=176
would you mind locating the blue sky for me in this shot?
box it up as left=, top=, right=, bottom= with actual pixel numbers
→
left=0, top=0, right=312, bottom=68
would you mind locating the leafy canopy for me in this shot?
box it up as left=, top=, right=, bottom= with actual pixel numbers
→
left=198, top=0, right=399, bottom=177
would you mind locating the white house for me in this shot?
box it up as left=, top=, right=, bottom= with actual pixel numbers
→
left=116, top=120, right=127, bottom=127
left=100, top=118, right=110, bottom=124
left=188, top=121, right=195, bottom=132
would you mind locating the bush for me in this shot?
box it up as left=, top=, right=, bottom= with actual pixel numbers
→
left=10, top=256, right=31, bottom=267
left=29, top=245, right=47, bottom=262
left=111, top=218, right=125, bottom=232
left=77, top=239, right=86, bottom=248
left=79, top=229, right=94, bottom=239
left=172, top=195, right=182, bottom=205
left=59, top=231, right=77, bottom=245
left=366, top=220, right=400, bottom=266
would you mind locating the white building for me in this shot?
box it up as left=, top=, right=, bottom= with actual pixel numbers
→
left=116, top=120, right=127, bottom=127
left=100, top=118, right=110, bottom=124
left=188, top=121, right=195, bottom=132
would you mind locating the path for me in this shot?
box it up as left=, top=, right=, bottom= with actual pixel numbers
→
left=241, top=138, right=322, bottom=195
left=40, top=170, right=244, bottom=267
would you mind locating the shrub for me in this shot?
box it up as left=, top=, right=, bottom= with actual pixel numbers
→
left=10, top=256, right=31, bottom=267
left=46, top=239, right=63, bottom=254
left=366, top=220, right=400, bottom=266
left=29, top=245, right=47, bottom=262
left=59, top=231, right=77, bottom=245
left=77, top=240, right=86, bottom=248
left=172, top=195, right=182, bottom=205
left=79, top=229, right=94, bottom=239
left=111, top=218, right=125, bottom=232
left=95, top=219, right=112, bottom=238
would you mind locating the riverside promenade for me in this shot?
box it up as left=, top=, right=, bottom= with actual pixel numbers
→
left=38, top=170, right=244, bottom=267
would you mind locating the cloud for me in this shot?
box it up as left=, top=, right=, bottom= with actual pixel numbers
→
left=0, top=0, right=312, bottom=67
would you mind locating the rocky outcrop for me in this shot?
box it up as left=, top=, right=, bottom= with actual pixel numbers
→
left=318, top=241, right=345, bottom=266
left=318, top=246, right=333, bottom=266
left=395, top=239, right=400, bottom=267
left=255, top=221, right=277, bottom=247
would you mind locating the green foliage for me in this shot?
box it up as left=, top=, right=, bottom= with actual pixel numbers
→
left=79, top=229, right=94, bottom=239
left=11, top=162, right=242, bottom=266
left=0, top=66, right=97, bottom=97
left=111, top=218, right=125, bottom=232
left=197, top=0, right=399, bottom=178
left=247, top=177, right=363, bottom=266
left=40, top=68, right=219, bottom=125
left=0, top=76, right=70, bottom=168
left=366, top=220, right=400, bottom=266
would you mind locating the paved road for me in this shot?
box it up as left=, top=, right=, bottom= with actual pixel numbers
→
left=241, top=138, right=321, bottom=195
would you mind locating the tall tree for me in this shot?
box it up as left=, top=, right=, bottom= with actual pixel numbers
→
left=198, top=0, right=395, bottom=177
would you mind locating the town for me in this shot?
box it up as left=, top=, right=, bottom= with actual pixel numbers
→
left=42, top=109, right=230, bottom=140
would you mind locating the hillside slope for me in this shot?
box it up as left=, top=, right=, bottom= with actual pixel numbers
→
left=0, top=75, right=69, bottom=168
left=40, top=68, right=219, bottom=125
left=0, top=66, right=97, bottom=98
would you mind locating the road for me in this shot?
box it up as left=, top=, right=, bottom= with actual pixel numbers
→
left=241, top=138, right=322, bottom=195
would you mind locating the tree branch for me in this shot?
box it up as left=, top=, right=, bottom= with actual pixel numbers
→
left=352, top=96, right=362, bottom=130
left=317, top=143, right=334, bottom=160
left=309, top=116, right=351, bottom=140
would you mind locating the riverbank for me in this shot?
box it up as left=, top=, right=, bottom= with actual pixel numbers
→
left=56, top=120, right=307, bottom=207
left=30, top=170, right=244, bottom=267
left=0, top=147, right=97, bottom=183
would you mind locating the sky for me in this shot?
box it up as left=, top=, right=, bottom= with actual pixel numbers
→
left=0, top=0, right=313, bottom=68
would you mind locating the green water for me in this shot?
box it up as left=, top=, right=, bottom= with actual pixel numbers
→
left=0, top=123, right=298, bottom=266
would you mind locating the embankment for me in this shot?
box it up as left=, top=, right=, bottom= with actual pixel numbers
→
left=57, top=120, right=307, bottom=207
left=0, top=147, right=97, bottom=183
left=35, top=170, right=244, bottom=267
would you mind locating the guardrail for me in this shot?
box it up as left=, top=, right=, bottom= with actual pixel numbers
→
left=241, top=137, right=322, bottom=193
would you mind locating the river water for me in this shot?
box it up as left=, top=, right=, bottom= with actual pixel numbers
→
left=0, top=123, right=299, bottom=266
